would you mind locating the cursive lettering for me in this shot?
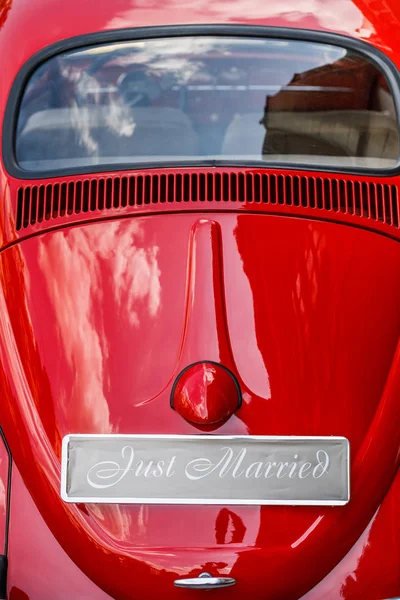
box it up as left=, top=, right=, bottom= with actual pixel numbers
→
left=85, top=445, right=333, bottom=489
left=86, top=446, right=177, bottom=489
left=185, top=448, right=331, bottom=481
left=313, top=450, right=330, bottom=478
left=87, top=445, right=135, bottom=489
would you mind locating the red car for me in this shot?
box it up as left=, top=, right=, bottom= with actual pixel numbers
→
left=0, top=0, right=399, bottom=598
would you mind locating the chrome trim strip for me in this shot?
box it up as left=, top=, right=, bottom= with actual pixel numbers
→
left=174, top=573, right=236, bottom=589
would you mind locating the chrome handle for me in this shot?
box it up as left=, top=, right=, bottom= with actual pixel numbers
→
left=174, top=571, right=236, bottom=590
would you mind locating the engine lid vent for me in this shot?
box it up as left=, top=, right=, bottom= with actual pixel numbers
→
left=16, top=171, right=399, bottom=231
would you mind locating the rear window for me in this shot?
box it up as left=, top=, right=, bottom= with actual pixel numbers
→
left=15, top=36, right=400, bottom=172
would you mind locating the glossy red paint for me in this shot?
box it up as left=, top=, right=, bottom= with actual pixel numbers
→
left=170, top=219, right=241, bottom=425
left=7, top=466, right=112, bottom=600
left=0, top=0, right=400, bottom=153
left=301, top=466, right=400, bottom=599
left=1, top=0, right=400, bottom=598
left=6, top=167, right=400, bottom=249
left=171, top=361, right=241, bottom=425
left=0, top=213, right=399, bottom=597
left=6, top=459, right=400, bottom=600
left=0, top=433, right=10, bottom=557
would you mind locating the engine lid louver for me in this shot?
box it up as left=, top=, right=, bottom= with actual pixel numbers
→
left=16, top=170, right=399, bottom=233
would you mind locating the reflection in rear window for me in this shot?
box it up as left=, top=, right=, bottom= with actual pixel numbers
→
left=16, top=36, right=400, bottom=171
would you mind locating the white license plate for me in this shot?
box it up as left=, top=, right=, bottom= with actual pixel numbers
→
left=61, top=434, right=350, bottom=505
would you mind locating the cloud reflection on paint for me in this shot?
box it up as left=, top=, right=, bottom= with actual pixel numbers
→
left=106, top=0, right=366, bottom=37
left=37, top=220, right=161, bottom=433
left=299, top=514, right=376, bottom=599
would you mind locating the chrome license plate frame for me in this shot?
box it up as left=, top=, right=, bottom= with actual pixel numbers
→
left=61, top=434, right=350, bottom=506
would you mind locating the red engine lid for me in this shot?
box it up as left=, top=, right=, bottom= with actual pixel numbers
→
left=0, top=213, right=400, bottom=599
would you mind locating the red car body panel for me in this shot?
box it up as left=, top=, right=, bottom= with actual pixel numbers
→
left=1, top=0, right=400, bottom=598
left=0, top=213, right=399, bottom=598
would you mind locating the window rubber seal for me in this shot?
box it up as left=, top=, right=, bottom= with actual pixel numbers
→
left=3, top=23, right=400, bottom=180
